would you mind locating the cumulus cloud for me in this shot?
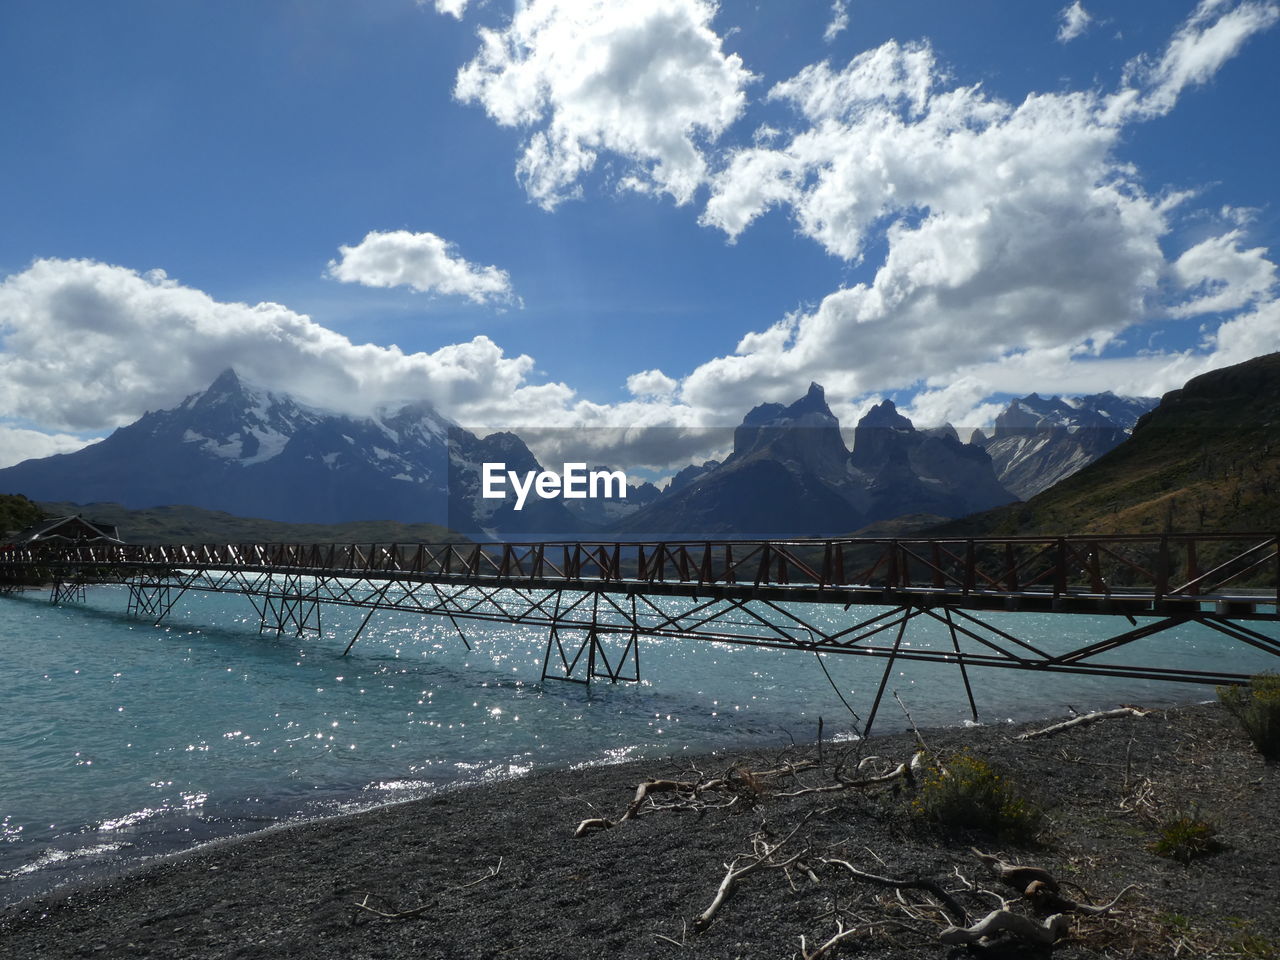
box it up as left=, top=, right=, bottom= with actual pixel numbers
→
left=429, top=0, right=470, bottom=19
left=694, top=40, right=1166, bottom=412
left=1170, top=230, right=1277, bottom=317
left=0, top=258, right=553, bottom=432
left=1117, top=0, right=1279, bottom=118
left=901, top=377, right=1006, bottom=431
left=454, top=0, right=753, bottom=208
left=824, top=0, right=849, bottom=43
left=0, top=258, right=726, bottom=472
left=626, top=368, right=679, bottom=399
left=686, top=0, right=1280, bottom=417
left=0, top=427, right=98, bottom=470
left=1057, top=2, right=1093, bottom=43
left=327, top=230, right=517, bottom=305
left=1202, top=296, right=1280, bottom=367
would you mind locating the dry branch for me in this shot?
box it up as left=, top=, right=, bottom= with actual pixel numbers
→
left=1015, top=707, right=1150, bottom=741
left=800, top=918, right=867, bottom=960
left=1026, top=879, right=1140, bottom=917
left=350, top=858, right=502, bottom=922
left=971, top=848, right=1059, bottom=894
left=939, top=908, right=1070, bottom=946
left=772, top=754, right=918, bottom=798
left=972, top=850, right=1138, bottom=917
left=574, top=758, right=833, bottom=836
left=821, top=858, right=967, bottom=926
left=692, top=823, right=806, bottom=931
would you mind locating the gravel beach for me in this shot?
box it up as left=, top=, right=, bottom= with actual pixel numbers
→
left=2, top=701, right=1277, bottom=959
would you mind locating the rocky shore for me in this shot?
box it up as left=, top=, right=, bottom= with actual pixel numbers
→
left=2, top=702, right=1277, bottom=959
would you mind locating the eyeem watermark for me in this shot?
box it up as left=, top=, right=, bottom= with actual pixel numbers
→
left=482, top=462, right=627, bottom=511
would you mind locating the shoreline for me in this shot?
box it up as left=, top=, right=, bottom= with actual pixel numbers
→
left=3, top=701, right=1277, bottom=958
left=0, top=687, right=1214, bottom=912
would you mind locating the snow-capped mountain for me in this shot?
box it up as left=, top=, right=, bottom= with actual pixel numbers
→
left=0, top=371, right=1156, bottom=540
left=973, top=392, right=1158, bottom=499
left=615, top=384, right=1015, bottom=538
left=0, top=369, right=580, bottom=537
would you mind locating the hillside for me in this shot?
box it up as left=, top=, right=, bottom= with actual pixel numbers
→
left=0, top=493, right=44, bottom=537
left=934, top=352, right=1280, bottom=537
left=33, top=501, right=469, bottom=546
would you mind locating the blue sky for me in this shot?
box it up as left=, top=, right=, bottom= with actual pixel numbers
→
left=1, top=0, right=1277, bottom=470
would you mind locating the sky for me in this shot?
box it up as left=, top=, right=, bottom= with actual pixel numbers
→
left=1, top=0, right=1278, bottom=472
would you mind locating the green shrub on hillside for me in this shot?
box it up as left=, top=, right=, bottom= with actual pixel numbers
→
left=912, top=750, right=1042, bottom=843
left=1150, top=810, right=1224, bottom=864
left=1218, top=673, right=1280, bottom=761
left=0, top=493, right=44, bottom=538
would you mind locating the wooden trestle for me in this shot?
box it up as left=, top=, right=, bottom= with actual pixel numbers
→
left=2, top=534, right=1277, bottom=732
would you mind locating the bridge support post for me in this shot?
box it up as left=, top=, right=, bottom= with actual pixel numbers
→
left=539, top=589, right=642, bottom=685
left=257, top=595, right=322, bottom=637
left=246, top=574, right=323, bottom=638
left=127, top=577, right=187, bottom=623
left=540, top=626, right=641, bottom=684
left=50, top=580, right=86, bottom=604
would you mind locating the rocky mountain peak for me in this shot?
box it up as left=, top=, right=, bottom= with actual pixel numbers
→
left=731, top=382, right=848, bottom=478
left=850, top=400, right=916, bottom=469
left=857, top=399, right=914, bottom=431
left=981, top=390, right=1158, bottom=499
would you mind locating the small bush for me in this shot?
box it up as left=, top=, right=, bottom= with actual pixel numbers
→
left=912, top=750, right=1041, bottom=844
left=1218, top=673, right=1280, bottom=761
left=1150, top=811, right=1224, bottom=864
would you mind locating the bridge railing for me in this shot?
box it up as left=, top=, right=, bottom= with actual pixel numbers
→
left=2, top=534, right=1276, bottom=604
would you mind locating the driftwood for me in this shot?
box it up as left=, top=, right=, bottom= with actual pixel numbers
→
left=774, top=753, right=920, bottom=798
left=821, top=858, right=968, bottom=926
left=939, top=909, right=1070, bottom=946
left=971, top=848, right=1059, bottom=894
left=1025, top=879, right=1140, bottom=916
left=973, top=849, right=1139, bottom=916
left=350, top=858, right=502, bottom=922
left=1015, top=706, right=1150, bottom=741
left=692, top=823, right=806, bottom=931
left=574, top=755, right=918, bottom=837
left=799, top=918, right=867, bottom=960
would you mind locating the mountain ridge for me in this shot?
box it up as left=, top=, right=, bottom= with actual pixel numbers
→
left=930, top=352, right=1280, bottom=537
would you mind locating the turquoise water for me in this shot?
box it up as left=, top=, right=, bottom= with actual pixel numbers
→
left=1, top=584, right=1276, bottom=904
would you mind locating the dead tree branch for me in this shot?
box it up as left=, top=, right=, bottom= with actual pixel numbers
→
left=939, top=909, right=1070, bottom=946
left=1015, top=707, right=1150, bottom=741
left=692, top=823, right=807, bottom=932
left=820, top=858, right=968, bottom=927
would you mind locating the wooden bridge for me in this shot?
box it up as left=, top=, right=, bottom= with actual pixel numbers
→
left=2, top=533, right=1277, bottom=733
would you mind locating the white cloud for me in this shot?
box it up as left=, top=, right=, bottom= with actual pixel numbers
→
left=1117, top=0, right=1279, bottom=118
left=0, top=427, right=99, bottom=470
left=901, top=377, right=1005, bottom=430
left=0, top=258, right=554, bottom=432
left=688, top=1, right=1279, bottom=418
left=695, top=40, right=1166, bottom=411
left=1170, top=230, right=1277, bottom=317
left=0, top=258, right=728, bottom=472
left=824, top=0, right=849, bottom=43
left=626, top=368, right=679, bottom=399
left=5, top=3, right=1279, bottom=477
left=1057, top=2, right=1093, bottom=43
left=430, top=0, right=470, bottom=19
left=454, top=0, right=753, bottom=208
left=326, top=230, right=517, bottom=305
left=1202, top=296, right=1280, bottom=367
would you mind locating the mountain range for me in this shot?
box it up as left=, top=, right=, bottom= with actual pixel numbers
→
left=938, top=351, right=1280, bottom=537
left=973, top=392, right=1157, bottom=498
left=0, top=368, right=1158, bottom=540
left=615, top=384, right=1018, bottom=537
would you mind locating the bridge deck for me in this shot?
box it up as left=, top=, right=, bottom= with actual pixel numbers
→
left=3, top=533, right=1276, bottom=616
left=3, top=534, right=1277, bottom=725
